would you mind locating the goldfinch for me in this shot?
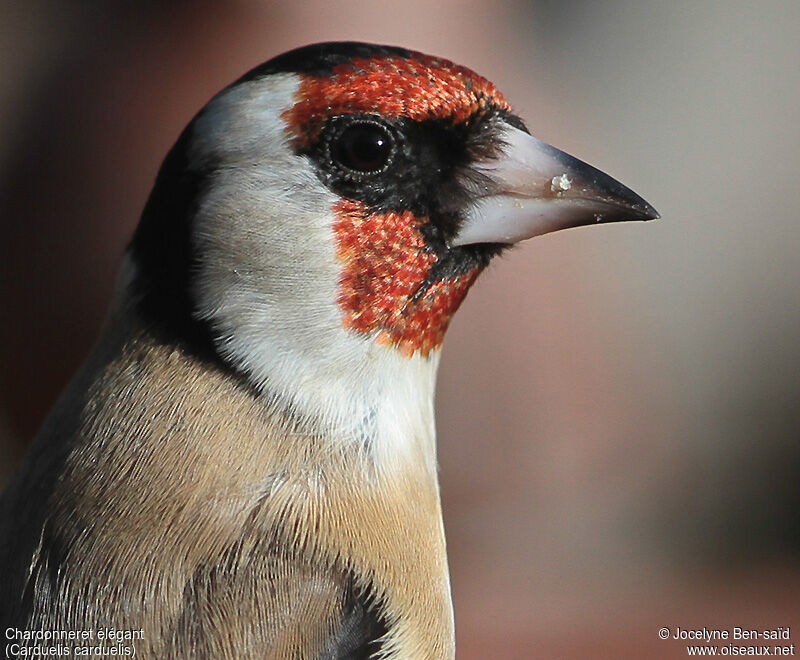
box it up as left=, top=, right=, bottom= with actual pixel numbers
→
left=0, top=42, right=657, bottom=659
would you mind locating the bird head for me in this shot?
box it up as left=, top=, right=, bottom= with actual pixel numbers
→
left=127, top=42, right=657, bottom=440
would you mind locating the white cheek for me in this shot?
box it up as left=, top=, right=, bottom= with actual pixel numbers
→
left=187, top=74, right=440, bottom=470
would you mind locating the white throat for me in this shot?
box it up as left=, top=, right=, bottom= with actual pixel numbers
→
left=180, top=73, right=442, bottom=471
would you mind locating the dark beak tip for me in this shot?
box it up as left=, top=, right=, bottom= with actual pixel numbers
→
left=636, top=202, right=661, bottom=221
left=642, top=202, right=661, bottom=221
left=570, top=156, right=659, bottom=224
left=615, top=187, right=660, bottom=222
left=597, top=196, right=660, bottom=224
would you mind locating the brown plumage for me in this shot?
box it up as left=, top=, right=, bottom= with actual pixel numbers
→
left=1, top=313, right=450, bottom=657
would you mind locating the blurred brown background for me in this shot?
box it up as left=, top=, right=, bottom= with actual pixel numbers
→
left=1, top=1, right=798, bottom=657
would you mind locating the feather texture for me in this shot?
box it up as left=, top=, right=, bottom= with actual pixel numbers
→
left=1, top=308, right=451, bottom=658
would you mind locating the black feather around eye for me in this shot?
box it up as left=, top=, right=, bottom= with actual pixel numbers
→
left=299, top=110, right=524, bottom=269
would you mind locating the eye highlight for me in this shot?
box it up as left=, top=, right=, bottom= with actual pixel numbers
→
left=330, top=121, right=394, bottom=173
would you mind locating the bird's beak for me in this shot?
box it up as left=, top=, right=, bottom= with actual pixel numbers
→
left=451, top=124, right=660, bottom=246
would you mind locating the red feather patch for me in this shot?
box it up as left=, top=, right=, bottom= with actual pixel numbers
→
left=284, top=52, right=511, bottom=147
left=333, top=199, right=482, bottom=357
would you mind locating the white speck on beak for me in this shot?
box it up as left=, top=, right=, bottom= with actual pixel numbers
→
left=550, top=173, right=572, bottom=193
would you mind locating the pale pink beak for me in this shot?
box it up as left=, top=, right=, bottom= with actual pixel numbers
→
left=452, top=124, right=659, bottom=246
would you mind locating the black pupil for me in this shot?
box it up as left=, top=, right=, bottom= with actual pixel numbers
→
left=333, top=123, right=392, bottom=172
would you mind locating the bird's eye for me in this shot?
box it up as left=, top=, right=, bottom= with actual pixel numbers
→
left=331, top=121, right=394, bottom=173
